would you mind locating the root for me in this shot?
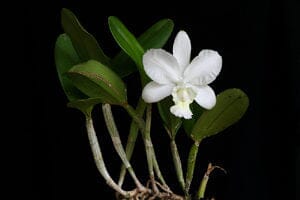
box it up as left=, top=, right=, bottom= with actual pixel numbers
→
left=116, top=178, right=184, bottom=200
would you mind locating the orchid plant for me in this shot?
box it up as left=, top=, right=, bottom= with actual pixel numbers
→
left=55, top=8, right=249, bottom=200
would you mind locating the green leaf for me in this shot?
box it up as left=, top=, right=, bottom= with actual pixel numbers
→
left=157, top=97, right=182, bottom=138
left=111, top=19, right=174, bottom=77
left=54, top=33, right=87, bottom=101
left=108, top=16, right=147, bottom=83
left=138, top=19, right=174, bottom=50
left=61, top=8, right=110, bottom=65
left=190, top=88, right=249, bottom=142
left=183, top=102, right=204, bottom=136
left=68, top=98, right=103, bottom=117
left=66, top=60, right=127, bottom=105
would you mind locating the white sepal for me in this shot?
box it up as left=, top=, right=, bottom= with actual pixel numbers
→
left=142, top=81, right=174, bottom=103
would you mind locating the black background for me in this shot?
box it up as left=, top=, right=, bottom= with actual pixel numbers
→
left=28, top=0, right=299, bottom=200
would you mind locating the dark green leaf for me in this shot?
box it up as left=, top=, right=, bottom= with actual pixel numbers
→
left=190, top=88, right=249, bottom=142
left=66, top=60, right=127, bottom=105
left=61, top=8, right=110, bottom=65
left=138, top=19, right=174, bottom=50
left=68, top=98, right=103, bottom=117
left=157, top=97, right=182, bottom=138
left=54, top=34, right=87, bottom=101
left=111, top=19, right=174, bottom=77
left=108, top=16, right=147, bottom=83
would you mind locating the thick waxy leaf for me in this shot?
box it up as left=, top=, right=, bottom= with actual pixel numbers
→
left=111, top=19, right=174, bottom=77
left=61, top=8, right=110, bottom=65
left=68, top=98, right=103, bottom=117
left=66, top=60, right=127, bottom=105
left=157, top=97, right=182, bottom=138
left=108, top=16, right=147, bottom=83
left=190, top=89, right=249, bottom=142
left=54, top=33, right=87, bottom=101
left=183, top=102, right=204, bottom=136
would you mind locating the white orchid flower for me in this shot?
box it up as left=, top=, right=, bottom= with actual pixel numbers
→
left=142, top=30, right=222, bottom=119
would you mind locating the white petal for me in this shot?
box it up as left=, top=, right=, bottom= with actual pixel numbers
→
left=183, top=50, right=222, bottom=85
left=193, top=85, right=216, bottom=109
left=142, top=81, right=174, bottom=103
left=173, top=31, right=191, bottom=72
left=143, top=49, right=181, bottom=84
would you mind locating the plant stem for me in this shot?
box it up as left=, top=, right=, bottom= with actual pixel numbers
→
left=185, top=141, right=201, bottom=196
left=123, top=103, right=145, bottom=133
left=144, top=104, right=154, bottom=177
left=170, top=139, right=185, bottom=191
left=123, top=103, right=168, bottom=188
left=196, top=163, right=226, bottom=200
left=152, top=149, right=167, bottom=187
left=196, top=165, right=210, bottom=200
left=85, top=116, right=128, bottom=197
left=102, top=104, right=144, bottom=190
left=118, top=98, right=146, bottom=186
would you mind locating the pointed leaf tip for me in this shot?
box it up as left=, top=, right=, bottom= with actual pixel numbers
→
left=61, top=8, right=110, bottom=65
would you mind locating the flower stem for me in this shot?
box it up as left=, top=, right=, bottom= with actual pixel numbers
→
left=118, top=98, right=146, bottom=186
left=185, top=141, right=201, bottom=196
left=85, top=116, right=128, bottom=197
left=170, top=139, right=185, bottom=191
left=102, top=104, right=144, bottom=190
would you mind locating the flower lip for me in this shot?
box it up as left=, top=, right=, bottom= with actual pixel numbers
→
left=172, top=84, right=196, bottom=103
left=169, top=84, right=197, bottom=119
left=170, top=102, right=193, bottom=119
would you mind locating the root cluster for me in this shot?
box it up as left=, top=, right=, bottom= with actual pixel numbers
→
left=116, top=179, right=184, bottom=200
